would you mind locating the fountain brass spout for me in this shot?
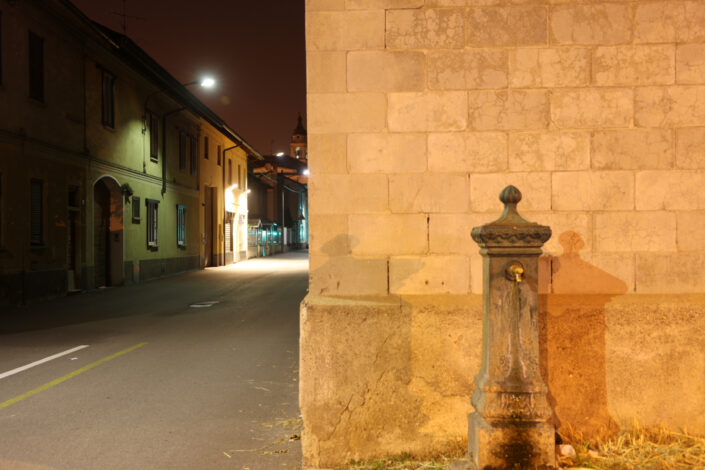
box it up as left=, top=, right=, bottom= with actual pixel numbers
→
left=506, top=263, right=524, bottom=283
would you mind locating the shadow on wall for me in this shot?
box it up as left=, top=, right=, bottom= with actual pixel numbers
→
left=540, top=231, right=627, bottom=439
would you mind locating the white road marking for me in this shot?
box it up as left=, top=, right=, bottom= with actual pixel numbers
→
left=0, top=345, right=89, bottom=380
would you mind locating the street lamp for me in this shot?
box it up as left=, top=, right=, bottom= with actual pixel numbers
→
left=182, top=77, right=216, bottom=89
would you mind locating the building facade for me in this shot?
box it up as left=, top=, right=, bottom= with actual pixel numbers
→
left=247, top=117, right=308, bottom=257
left=0, top=0, right=259, bottom=306
left=303, top=1, right=705, bottom=468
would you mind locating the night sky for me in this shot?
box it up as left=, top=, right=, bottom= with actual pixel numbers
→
left=70, top=0, right=306, bottom=156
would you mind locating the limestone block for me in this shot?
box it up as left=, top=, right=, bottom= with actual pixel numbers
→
left=429, top=213, right=493, bottom=256
left=307, top=51, right=346, bottom=93
left=308, top=255, right=388, bottom=296
left=389, top=174, right=469, bottom=213
left=470, top=172, right=551, bottom=212
left=552, top=252, right=633, bottom=295
left=552, top=171, right=634, bottom=211
left=310, top=174, right=388, bottom=214
left=348, top=51, right=425, bottom=92
left=551, top=88, right=633, bottom=129
left=348, top=133, right=427, bottom=173
left=634, top=1, right=705, bottom=44
left=308, top=93, right=386, bottom=133
left=390, top=256, right=470, bottom=295
left=592, top=130, right=674, bottom=170
left=404, top=295, right=481, bottom=419
left=388, top=92, right=467, bottom=132
left=592, top=45, right=675, bottom=86
left=677, top=212, right=705, bottom=252
left=636, top=253, right=705, bottom=293
left=636, top=87, right=705, bottom=128
left=428, top=49, right=507, bottom=90
left=346, top=0, right=423, bottom=9
left=594, top=212, right=676, bottom=253
left=470, top=254, right=483, bottom=294
left=309, top=214, right=349, bottom=256
left=428, top=132, right=507, bottom=173
left=468, top=90, right=549, bottom=130
left=522, top=211, right=592, bottom=257
left=605, top=297, right=705, bottom=432
left=306, top=10, right=384, bottom=51
left=299, top=295, right=482, bottom=467
left=386, top=9, right=465, bottom=50
left=466, top=6, right=547, bottom=47
left=508, top=131, right=589, bottom=172
left=306, top=0, right=345, bottom=10
left=677, top=44, right=705, bottom=85
left=308, top=134, right=347, bottom=175
left=636, top=171, right=705, bottom=211
left=349, top=214, right=428, bottom=255
left=550, top=4, right=631, bottom=45
left=676, top=128, right=705, bottom=169
left=509, top=47, right=590, bottom=88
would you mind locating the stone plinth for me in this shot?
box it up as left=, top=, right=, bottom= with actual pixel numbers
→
left=468, top=185, right=554, bottom=469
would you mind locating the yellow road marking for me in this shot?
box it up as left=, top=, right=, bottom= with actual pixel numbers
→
left=0, top=342, right=148, bottom=411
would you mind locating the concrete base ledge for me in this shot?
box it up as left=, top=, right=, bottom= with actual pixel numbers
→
left=299, top=294, right=705, bottom=468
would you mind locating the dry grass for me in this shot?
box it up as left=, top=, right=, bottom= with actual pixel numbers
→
left=332, top=440, right=465, bottom=470
left=561, top=422, right=705, bottom=470
left=331, top=424, right=705, bottom=470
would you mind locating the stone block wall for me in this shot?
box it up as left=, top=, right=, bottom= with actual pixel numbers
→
left=303, top=1, right=705, bottom=467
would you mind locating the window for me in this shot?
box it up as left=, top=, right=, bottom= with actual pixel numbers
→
left=176, top=204, right=186, bottom=247
left=30, top=179, right=43, bottom=245
left=217, top=145, right=221, bottom=166
left=101, top=70, right=115, bottom=127
left=178, top=131, right=186, bottom=171
left=28, top=31, right=44, bottom=102
left=238, top=164, right=241, bottom=188
left=228, top=159, right=232, bottom=186
left=295, top=147, right=301, bottom=159
left=189, top=136, right=197, bottom=175
left=204, top=136, right=209, bottom=160
left=132, top=196, right=140, bottom=223
left=149, top=112, right=158, bottom=161
left=146, top=198, right=159, bottom=248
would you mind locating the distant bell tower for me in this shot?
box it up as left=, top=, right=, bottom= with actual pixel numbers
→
left=290, top=114, right=307, bottom=163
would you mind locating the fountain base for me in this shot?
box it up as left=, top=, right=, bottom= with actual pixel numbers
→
left=468, top=413, right=555, bottom=469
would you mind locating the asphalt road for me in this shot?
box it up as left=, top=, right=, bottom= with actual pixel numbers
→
left=0, top=252, right=308, bottom=470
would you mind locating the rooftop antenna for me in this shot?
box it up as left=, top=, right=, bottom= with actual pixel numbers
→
left=111, top=0, right=145, bottom=35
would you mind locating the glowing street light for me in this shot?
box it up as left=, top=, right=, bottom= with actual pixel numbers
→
left=182, top=77, right=216, bottom=88
left=276, top=152, right=285, bottom=157
left=303, top=169, right=309, bottom=176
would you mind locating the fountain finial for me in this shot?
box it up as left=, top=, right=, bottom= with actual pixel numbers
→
left=499, top=185, right=522, bottom=205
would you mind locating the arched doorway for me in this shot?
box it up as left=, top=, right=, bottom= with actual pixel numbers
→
left=93, top=177, right=124, bottom=287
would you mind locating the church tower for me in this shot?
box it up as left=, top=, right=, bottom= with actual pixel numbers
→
left=290, top=114, right=307, bottom=163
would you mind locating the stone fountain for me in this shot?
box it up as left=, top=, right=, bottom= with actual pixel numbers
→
left=466, top=185, right=554, bottom=469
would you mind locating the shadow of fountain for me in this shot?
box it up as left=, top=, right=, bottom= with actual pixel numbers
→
left=539, top=231, right=627, bottom=440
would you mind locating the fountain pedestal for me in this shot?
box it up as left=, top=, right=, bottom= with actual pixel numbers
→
left=468, top=185, right=554, bottom=469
